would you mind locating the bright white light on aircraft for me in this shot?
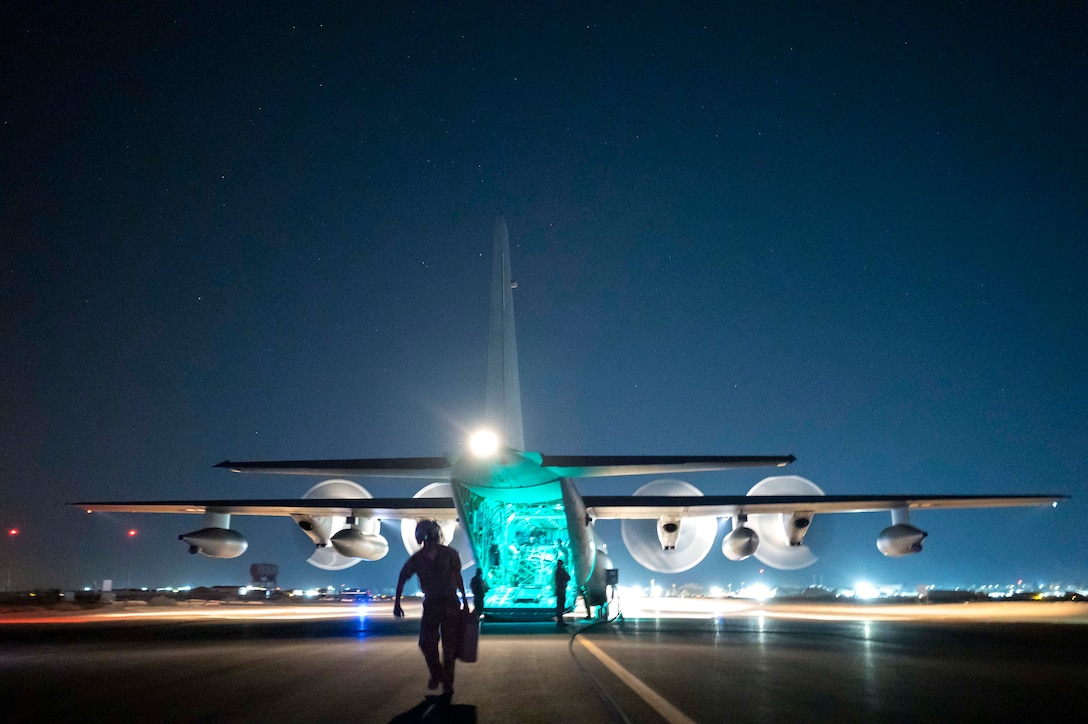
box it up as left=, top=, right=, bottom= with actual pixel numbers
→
left=468, top=429, right=500, bottom=457
left=854, top=582, right=879, bottom=600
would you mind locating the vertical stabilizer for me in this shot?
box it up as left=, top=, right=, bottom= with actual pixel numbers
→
left=485, top=215, right=525, bottom=450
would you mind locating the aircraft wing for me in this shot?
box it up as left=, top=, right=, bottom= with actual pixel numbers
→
left=583, top=493, right=1067, bottom=519
left=72, top=497, right=459, bottom=519
left=213, top=454, right=793, bottom=479
left=214, top=457, right=452, bottom=478
left=540, top=454, right=797, bottom=478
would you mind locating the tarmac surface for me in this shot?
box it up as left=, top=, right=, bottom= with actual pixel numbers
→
left=2, top=598, right=1085, bottom=723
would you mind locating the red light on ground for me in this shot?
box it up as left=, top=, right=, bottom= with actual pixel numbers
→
left=127, top=529, right=137, bottom=537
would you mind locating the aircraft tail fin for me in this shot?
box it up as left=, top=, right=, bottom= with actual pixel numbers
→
left=485, top=215, right=525, bottom=450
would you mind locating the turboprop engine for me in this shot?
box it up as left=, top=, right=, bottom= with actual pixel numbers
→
left=179, top=512, right=247, bottom=558
left=743, top=476, right=824, bottom=570
left=621, top=479, right=717, bottom=573
left=292, top=479, right=388, bottom=570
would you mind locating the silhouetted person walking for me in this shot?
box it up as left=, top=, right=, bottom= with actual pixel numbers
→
left=554, top=559, right=570, bottom=627
left=395, top=520, right=468, bottom=698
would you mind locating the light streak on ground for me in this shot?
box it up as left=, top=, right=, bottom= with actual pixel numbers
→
left=2, top=598, right=1085, bottom=625
left=613, top=597, right=1088, bottom=624
left=0, top=600, right=414, bottom=625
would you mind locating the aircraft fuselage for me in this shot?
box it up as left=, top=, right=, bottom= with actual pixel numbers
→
left=449, top=451, right=605, bottom=619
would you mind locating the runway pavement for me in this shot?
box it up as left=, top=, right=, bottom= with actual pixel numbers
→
left=2, top=599, right=1085, bottom=722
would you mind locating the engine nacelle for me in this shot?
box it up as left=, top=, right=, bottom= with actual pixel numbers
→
left=657, top=516, right=681, bottom=550
left=722, top=526, right=760, bottom=561
left=179, top=528, right=248, bottom=559
left=877, top=524, right=927, bottom=557
left=331, top=529, right=389, bottom=561
left=782, top=511, right=814, bottom=547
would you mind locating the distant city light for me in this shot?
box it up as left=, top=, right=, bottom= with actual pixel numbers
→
left=615, top=584, right=646, bottom=599
left=7, top=528, right=17, bottom=536
left=853, top=582, right=880, bottom=600
left=127, top=529, right=137, bottom=537
left=738, top=582, right=773, bottom=601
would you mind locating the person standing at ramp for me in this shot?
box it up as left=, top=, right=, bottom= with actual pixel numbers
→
left=554, top=559, right=571, bottom=628
left=394, top=520, right=468, bottom=698
left=470, top=568, right=489, bottom=615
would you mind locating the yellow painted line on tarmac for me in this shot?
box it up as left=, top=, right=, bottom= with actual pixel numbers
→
left=577, top=637, right=696, bottom=724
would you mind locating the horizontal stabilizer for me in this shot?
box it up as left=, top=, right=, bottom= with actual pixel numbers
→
left=584, top=493, right=1067, bottom=519
left=215, top=457, right=452, bottom=478
left=541, top=454, right=796, bottom=478
left=72, top=497, right=458, bottom=519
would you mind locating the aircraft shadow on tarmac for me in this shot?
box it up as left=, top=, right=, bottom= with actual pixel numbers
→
left=389, top=695, right=476, bottom=723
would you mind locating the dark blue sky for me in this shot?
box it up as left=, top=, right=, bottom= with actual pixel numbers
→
left=3, top=3, right=1085, bottom=593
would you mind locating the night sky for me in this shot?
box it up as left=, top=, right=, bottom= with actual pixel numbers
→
left=3, top=3, right=1085, bottom=594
